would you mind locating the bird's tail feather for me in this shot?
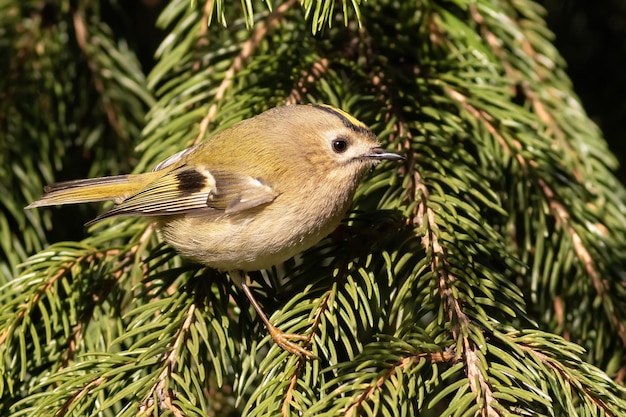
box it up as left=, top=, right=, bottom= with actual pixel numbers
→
left=26, top=174, right=146, bottom=208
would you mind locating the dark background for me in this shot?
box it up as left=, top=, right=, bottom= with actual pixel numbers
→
left=542, top=0, right=626, bottom=182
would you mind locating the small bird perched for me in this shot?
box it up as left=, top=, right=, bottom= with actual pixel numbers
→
left=28, top=104, right=403, bottom=358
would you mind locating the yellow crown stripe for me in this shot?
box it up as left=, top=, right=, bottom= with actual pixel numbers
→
left=312, top=104, right=370, bottom=131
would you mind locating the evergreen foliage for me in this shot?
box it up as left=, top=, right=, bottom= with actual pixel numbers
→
left=2, top=0, right=626, bottom=415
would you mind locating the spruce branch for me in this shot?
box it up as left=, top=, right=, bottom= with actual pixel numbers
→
left=511, top=331, right=626, bottom=415
left=4, top=0, right=626, bottom=415
left=286, top=58, right=330, bottom=104
left=55, top=376, right=107, bottom=417
left=344, top=349, right=455, bottom=417
left=198, top=0, right=297, bottom=143
left=0, top=1, right=152, bottom=279
left=137, top=303, right=196, bottom=417
left=72, top=9, right=123, bottom=138
left=281, top=266, right=336, bottom=415
left=412, top=148, right=501, bottom=417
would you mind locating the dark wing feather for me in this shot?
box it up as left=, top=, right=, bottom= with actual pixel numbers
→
left=86, top=166, right=278, bottom=225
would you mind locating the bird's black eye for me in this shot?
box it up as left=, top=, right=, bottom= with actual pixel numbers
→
left=332, top=138, right=349, bottom=153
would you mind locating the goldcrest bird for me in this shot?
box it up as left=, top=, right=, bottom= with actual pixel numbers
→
left=27, top=104, right=403, bottom=358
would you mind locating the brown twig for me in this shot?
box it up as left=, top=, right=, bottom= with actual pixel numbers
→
left=518, top=341, right=615, bottom=415
left=137, top=303, right=196, bottom=417
left=410, top=151, right=500, bottom=416
left=345, top=350, right=454, bottom=416
left=281, top=263, right=343, bottom=416
left=54, top=377, right=106, bottom=417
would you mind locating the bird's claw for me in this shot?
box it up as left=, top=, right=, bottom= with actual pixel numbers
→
left=268, top=325, right=318, bottom=359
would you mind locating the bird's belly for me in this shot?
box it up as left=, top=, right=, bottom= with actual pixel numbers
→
left=157, top=208, right=343, bottom=271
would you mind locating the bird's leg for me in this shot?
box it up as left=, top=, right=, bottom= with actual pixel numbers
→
left=232, top=270, right=317, bottom=359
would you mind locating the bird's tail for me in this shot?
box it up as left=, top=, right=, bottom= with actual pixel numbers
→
left=26, top=174, right=148, bottom=208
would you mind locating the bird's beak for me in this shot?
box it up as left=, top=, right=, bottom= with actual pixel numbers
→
left=366, top=147, right=404, bottom=161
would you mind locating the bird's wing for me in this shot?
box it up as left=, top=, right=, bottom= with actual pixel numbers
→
left=87, top=165, right=278, bottom=225
left=152, top=144, right=200, bottom=172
